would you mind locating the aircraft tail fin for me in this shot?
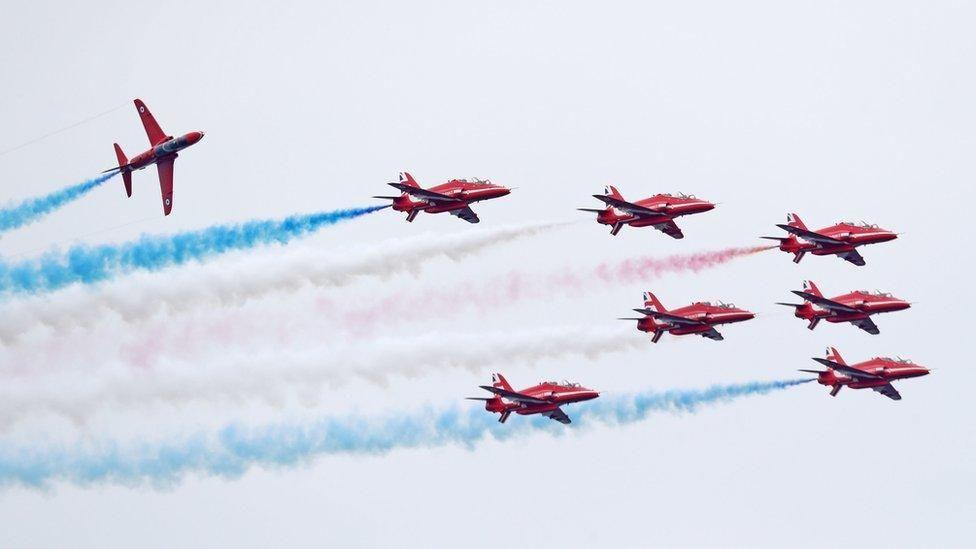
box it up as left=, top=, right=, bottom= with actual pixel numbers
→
left=825, top=346, right=846, bottom=366
left=642, top=291, right=666, bottom=312
left=604, top=185, right=624, bottom=200
left=786, top=212, right=808, bottom=231
left=492, top=373, right=514, bottom=392
left=113, top=143, right=132, bottom=197
left=802, top=280, right=823, bottom=298
left=398, top=172, right=420, bottom=188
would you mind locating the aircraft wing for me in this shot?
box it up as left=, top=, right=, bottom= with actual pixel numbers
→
left=541, top=407, right=572, bottom=424
left=634, top=308, right=704, bottom=327
left=594, top=195, right=667, bottom=219
left=134, top=99, right=168, bottom=146
left=479, top=385, right=548, bottom=405
left=654, top=219, right=684, bottom=239
left=450, top=206, right=480, bottom=224
left=851, top=317, right=880, bottom=335
left=812, top=358, right=882, bottom=380
left=776, top=224, right=845, bottom=246
left=701, top=327, right=724, bottom=341
left=388, top=183, right=461, bottom=205
left=840, top=249, right=866, bottom=266
left=873, top=383, right=902, bottom=401
left=156, top=156, right=176, bottom=216
left=792, top=291, right=861, bottom=314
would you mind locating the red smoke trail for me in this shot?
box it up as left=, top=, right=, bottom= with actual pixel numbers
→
left=101, top=246, right=773, bottom=367
left=594, top=245, right=773, bottom=283
left=340, top=245, right=773, bottom=333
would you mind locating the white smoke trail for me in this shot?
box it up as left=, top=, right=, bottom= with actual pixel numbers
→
left=0, top=221, right=569, bottom=343
left=0, top=326, right=639, bottom=428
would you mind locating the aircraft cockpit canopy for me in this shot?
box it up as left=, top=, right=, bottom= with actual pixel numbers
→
left=861, top=290, right=893, bottom=297
left=879, top=356, right=916, bottom=365
left=842, top=220, right=880, bottom=228
left=544, top=380, right=581, bottom=387
left=698, top=300, right=737, bottom=309
left=457, top=178, right=493, bottom=186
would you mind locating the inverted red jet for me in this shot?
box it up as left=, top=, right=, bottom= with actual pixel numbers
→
left=762, top=213, right=897, bottom=266
left=373, top=172, right=511, bottom=224
left=103, top=99, right=204, bottom=216
left=621, top=291, right=755, bottom=342
left=467, top=373, right=599, bottom=424
left=800, top=347, right=929, bottom=400
left=777, top=280, right=910, bottom=335
left=579, top=185, right=714, bottom=238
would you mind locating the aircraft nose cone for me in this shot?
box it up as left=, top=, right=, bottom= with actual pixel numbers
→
left=698, top=200, right=716, bottom=212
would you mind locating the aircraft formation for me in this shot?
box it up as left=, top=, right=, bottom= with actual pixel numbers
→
left=16, top=98, right=929, bottom=430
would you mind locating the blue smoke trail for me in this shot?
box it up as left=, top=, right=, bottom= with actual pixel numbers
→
left=0, top=205, right=388, bottom=296
left=0, top=379, right=811, bottom=489
left=0, top=173, right=117, bottom=234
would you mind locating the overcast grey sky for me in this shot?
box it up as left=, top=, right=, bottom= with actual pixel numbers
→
left=0, top=1, right=973, bottom=547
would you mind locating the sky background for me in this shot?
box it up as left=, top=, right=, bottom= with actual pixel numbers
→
left=0, top=1, right=973, bottom=547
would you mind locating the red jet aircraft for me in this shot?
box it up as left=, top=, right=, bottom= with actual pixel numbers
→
left=777, top=280, right=910, bottom=335
left=103, top=99, right=205, bottom=216
left=373, top=172, right=511, bottom=224
left=621, top=291, right=755, bottom=342
left=762, top=213, right=897, bottom=266
left=579, top=185, right=715, bottom=238
left=467, top=373, right=599, bottom=424
left=800, top=347, right=929, bottom=400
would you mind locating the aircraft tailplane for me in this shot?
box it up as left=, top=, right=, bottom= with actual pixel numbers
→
left=113, top=143, right=132, bottom=197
